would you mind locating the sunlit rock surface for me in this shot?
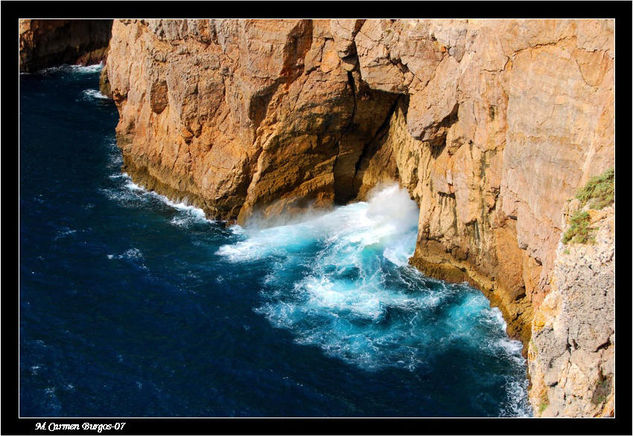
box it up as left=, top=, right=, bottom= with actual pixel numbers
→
left=100, top=19, right=615, bottom=416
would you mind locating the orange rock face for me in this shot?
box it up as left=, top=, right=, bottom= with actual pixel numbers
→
left=103, top=19, right=615, bottom=416
left=106, top=19, right=400, bottom=222
left=19, top=19, right=112, bottom=72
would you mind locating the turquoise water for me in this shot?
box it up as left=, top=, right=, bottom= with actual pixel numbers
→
left=20, top=65, right=530, bottom=417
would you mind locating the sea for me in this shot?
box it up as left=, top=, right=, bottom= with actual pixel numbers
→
left=19, top=65, right=531, bottom=417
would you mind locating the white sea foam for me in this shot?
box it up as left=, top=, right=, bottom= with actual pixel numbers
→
left=125, top=177, right=209, bottom=226
left=107, top=248, right=144, bottom=261
left=217, top=184, right=529, bottom=411
left=501, top=378, right=532, bottom=417
left=220, top=184, right=432, bottom=369
left=82, top=88, right=109, bottom=100
left=40, top=63, right=103, bottom=74
left=54, top=227, right=77, bottom=240
left=123, top=178, right=144, bottom=192
left=39, top=64, right=103, bottom=74
left=476, top=306, right=526, bottom=365
left=106, top=248, right=149, bottom=271
left=102, top=171, right=211, bottom=227
left=69, top=64, right=104, bottom=73
left=106, top=148, right=123, bottom=170
left=217, top=183, right=418, bottom=265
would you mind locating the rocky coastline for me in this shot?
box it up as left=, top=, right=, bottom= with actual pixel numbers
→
left=20, top=18, right=615, bottom=417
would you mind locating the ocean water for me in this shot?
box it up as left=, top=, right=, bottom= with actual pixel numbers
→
left=19, top=66, right=531, bottom=417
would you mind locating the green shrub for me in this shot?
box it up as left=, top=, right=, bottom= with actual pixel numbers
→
left=562, top=211, right=595, bottom=245
left=575, top=168, right=614, bottom=210
left=562, top=168, right=613, bottom=245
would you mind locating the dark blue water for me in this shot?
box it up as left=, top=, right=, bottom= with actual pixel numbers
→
left=20, top=66, right=530, bottom=417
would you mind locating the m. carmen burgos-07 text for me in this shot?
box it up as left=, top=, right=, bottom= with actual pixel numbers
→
left=34, top=422, right=126, bottom=432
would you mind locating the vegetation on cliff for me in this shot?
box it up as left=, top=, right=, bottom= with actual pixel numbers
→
left=576, top=168, right=615, bottom=210
left=562, top=168, right=614, bottom=245
left=562, top=211, right=595, bottom=245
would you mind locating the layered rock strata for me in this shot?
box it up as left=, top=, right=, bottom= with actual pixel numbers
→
left=19, top=19, right=112, bottom=72
left=100, top=19, right=615, bottom=416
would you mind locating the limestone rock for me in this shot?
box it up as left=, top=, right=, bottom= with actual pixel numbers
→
left=106, top=19, right=400, bottom=223
left=330, top=19, right=364, bottom=70
left=528, top=206, right=614, bottom=417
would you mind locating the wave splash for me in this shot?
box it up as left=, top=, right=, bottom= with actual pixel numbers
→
left=218, top=184, right=418, bottom=266
left=217, top=184, right=530, bottom=415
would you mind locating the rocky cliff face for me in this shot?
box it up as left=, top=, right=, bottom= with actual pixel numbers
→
left=101, top=19, right=615, bottom=416
left=104, top=19, right=399, bottom=222
left=528, top=203, right=614, bottom=417
left=20, top=19, right=112, bottom=72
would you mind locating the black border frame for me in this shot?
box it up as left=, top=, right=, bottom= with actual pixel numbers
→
left=3, top=2, right=632, bottom=435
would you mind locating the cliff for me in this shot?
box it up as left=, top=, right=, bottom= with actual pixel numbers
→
left=19, top=19, right=112, bottom=72
left=528, top=171, right=615, bottom=417
left=100, top=19, right=615, bottom=416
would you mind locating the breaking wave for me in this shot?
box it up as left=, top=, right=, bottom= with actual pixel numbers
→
left=217, top=183, right=530, bottom=415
